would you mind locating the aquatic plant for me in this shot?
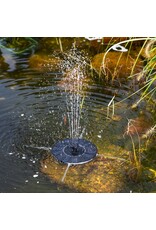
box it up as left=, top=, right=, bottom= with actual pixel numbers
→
left=123, top=119, right=142, bottom=181
left=107, top=95, right=115, bottom=119
left=142, top=125, right=156, bottom=139
left=0, top=37, right=38, bottom=54
left=55, top=38, right=63, bottom=52
left=100, top=38, right=155, bottom=183
left=101, top=38, right=156, bottom=113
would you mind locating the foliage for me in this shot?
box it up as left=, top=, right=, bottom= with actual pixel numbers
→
left=0, top=37, right=38, bottom=54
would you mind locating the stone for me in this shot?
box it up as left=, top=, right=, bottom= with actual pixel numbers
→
left=91, top=51, right=144, bottom=79
left=40, top=144, right=131, bottom=192
left=0, top=55, right=9, bottom=71
left=124, top=115, right=153, bottom=137
left=38, top=38, right=75, bottom=53
left=29, top=54, right=61, bottom=72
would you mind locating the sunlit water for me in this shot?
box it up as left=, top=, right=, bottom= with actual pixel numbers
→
left=0, top=39, right=155, bottom=192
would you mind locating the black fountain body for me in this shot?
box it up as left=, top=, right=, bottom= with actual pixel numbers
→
left=51, top=138, right=98, bottom=164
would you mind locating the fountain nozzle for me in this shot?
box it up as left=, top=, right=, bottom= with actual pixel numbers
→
left=51, top=138, right=97, bottom=164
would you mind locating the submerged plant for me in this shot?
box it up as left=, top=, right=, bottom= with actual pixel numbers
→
left=0, top=37, right=38, bottom=54
left=142, top=124, right=156, bottom=139
left=124, top=119, right=142, bottom=181
left=107, top=95, right=115, bottom=119
left=58, top=38, right=63, bottom=52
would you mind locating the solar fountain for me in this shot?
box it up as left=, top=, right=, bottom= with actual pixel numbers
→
left=50, top=49, right=98, bottom=181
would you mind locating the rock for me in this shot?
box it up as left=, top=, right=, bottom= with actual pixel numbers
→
left=91, top=51, right=144, bottom=79
left=38, top=38, right=75, bottom=53
left=40, top=144, right=131, bottom=192
left=29, top=54, right=61, bottom=72
left=0, top=55, right=9, bottom=71
left=124, top=116, right=152, bottom=137
left=111, top=114, right=122, bottom=121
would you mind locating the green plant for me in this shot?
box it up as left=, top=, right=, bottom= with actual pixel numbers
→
left=124, top=119, right=142, bottom=181
left=0, top=37, right=38, bottom=54
left=103, top=38, right=156, bottom=110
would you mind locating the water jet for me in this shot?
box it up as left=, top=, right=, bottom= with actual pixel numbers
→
left=50, top=48, right=98, bottom=182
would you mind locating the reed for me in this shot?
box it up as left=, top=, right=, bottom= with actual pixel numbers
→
left=107, top=95, right=115, bottom=119
left=105, top=38, right=156, bottom=112
left=58, top=38, right=63, bottom=52
left=124, top=119, right=142, bottom=181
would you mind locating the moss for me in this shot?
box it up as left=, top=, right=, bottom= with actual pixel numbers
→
left=0, top=38, right=38, bottom=54
left=0, top=55, right=9, bottom=71
left=40, top=144, right=131, bottom=193
left=37, top=38, right=75, bottom=53
left=29, top=54, right=61, bottom=72
left=91, top=51, right=144, bottom=79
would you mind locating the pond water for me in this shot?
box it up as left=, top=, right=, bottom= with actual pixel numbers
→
left=0, top=38, right=155, bottom=192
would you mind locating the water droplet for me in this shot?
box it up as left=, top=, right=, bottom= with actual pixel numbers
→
left=37, top=181, right=39, bottom=184
left=97, top=135, right=102, bottom=138
left=8, top=152, right=13, bottom=155
left=0, top=97, right=5, bottom=100
left=10, top=86, right=16, bottom=90
left=33, top=174, right=38, bottom=178
left=21, top=114, right=24, bottom=117
left=25, top=180, right=28, bottom=183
